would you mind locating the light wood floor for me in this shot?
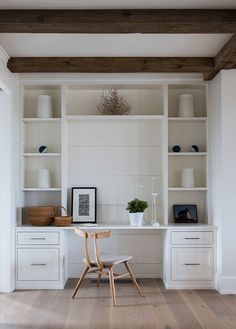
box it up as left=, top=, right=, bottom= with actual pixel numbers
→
left=1, top=279, right=236, bottom=329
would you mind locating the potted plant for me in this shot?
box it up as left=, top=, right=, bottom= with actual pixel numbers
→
left=126, top=198, right=148, bottom=226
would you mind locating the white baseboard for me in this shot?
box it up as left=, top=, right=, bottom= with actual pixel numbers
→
left=67, top=263, right=163, bottom=279
left=217, top=276, right=236, bottom=294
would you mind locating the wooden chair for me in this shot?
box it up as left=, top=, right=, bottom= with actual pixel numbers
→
left=72, top=227, right=142, bottom=306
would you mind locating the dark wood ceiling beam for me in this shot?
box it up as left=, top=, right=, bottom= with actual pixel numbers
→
left=0, top=10, right=236, bottom=33
left=7, top=57, right=214, bottom=74
left=204, top=34, right=236, bottom=80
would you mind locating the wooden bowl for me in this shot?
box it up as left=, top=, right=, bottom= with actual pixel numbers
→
left=27, top=206, right=55, bottom=226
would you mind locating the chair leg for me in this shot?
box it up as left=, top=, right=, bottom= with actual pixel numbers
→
left=108, top=267, right=116, bottom=306
left=124, top=261, right=142, bottom=295
left=72, top=266, right=89, bottom=299
left=97, top=272, right=102, bottom=287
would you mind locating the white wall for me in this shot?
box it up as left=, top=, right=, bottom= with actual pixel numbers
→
left=209, top=69, right=236, bottom=293
left=0, top=46, right=18, bottom=292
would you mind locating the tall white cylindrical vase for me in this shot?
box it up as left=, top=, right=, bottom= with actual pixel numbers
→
left=178, top=94, right=194, bottom=117
left=181, top=168, right=195, bottom=188
left=37, top=95, right=53, bottom=118
left=38, top=169, right=51, bottom=188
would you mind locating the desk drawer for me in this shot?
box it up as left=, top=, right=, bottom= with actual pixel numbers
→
left=171, top=231, right=213, bottom=245
left=17, top=232, right=59, bottom=245
left=171, top=248, right=213, bottom=281
left=17, top=248, right=59, bottom=281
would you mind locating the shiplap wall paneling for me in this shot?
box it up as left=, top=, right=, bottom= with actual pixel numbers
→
left=65, top=230, right=163, bottom=278
left=66, top=85, right=163, bottom=116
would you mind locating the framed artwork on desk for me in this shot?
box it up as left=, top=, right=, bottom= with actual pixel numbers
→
left=173, top=204, right=198, bottom=223
left=72, top=187, right=97, bottom=224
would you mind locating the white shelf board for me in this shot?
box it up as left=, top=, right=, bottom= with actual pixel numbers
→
left=168, top=187, right=208, bottom=191
left=168, top=117, right=207, bottom=122
left=22, top=188, right=61, bottom=192
left=65, top=115, right=164, bottom=121
left=16, top=223, right=217, bottom=230
left=168, top=152, right=207, bottom=156
left=23, top=153, right=61, bottom=157
left=22, top=118, right=61, bottom=123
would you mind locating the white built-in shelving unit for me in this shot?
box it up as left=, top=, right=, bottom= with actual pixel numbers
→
left=167, top=84, right=208, bottom=224
left=19, top=80, right=209, bottom=226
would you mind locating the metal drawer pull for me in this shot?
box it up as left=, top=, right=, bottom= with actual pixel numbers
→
left=30, top=263, right=46, bottom=266
left=184, top=237, right=200, bottom=240
left=184, top=263, right=200, bottom=266
left=30, top=238, right=46, bottom=240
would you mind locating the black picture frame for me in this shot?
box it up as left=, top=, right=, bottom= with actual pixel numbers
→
left=173, top=204, right=198, bottom=223
left=71, top=187, right=97, bottom=224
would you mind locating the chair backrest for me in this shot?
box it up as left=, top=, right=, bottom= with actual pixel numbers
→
left=75, top=227, right=111, bottom=268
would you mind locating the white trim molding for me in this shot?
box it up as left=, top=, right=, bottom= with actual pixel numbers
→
left=0, top=44, right=9, bottom=66
left=217, top=276, right=236, bottom=294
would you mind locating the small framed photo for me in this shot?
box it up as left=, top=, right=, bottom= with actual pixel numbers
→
left=173, top=204, right=198, bottom=223
left=72, top=187, right=97, bottom=224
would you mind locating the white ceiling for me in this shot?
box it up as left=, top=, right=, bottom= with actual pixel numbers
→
left=0, top=1, right=233, bottom=59
left=0, top=34, right=231, bottom=57
left=0, top=0, right=235, bottom=9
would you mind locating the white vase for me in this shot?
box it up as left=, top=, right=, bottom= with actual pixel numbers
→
left=38, top=169, right=51, bottom=188
left=178, top=94, right=194, bottom=117
left=181, top=168, right=195, bottom=188
left=37, top=95, right=53, bottom=118
left=129, top=212, right=143, bottom=226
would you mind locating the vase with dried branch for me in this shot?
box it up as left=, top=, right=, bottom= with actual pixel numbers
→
left=97, top=89, right=131, bottom=115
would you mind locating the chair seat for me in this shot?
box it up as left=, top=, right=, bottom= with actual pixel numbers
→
left=83, top=253, right=132, bottom=266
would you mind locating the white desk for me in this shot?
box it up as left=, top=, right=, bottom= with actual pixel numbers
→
left=15, top=224, right=216, bottom=290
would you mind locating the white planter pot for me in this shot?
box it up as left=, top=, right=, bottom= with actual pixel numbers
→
left=37, top=95, right=53, bottom=118
left=178, top=94, right=195, bottom=117
left=38, top=169, right=51, bottom=188
left=129, top=212, right=143, bottom=226
left=181, top=168, right=195, bottom=188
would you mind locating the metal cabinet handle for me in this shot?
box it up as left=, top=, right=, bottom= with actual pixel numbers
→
left=30, top=238, right=46, bottom=240
left=184, top=237, right=200, bottom=240
left=30, top=263, right=46, bottom=266
left=184, top=263, right=200, bottom=266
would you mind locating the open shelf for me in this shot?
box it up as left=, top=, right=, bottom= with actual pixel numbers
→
left=23, top=118, right=61, bottom=123
left=65, top=115, right=164, bottom=121
left=168, top=152, right=207, bottom=156
left=66, top=85, right=164, bottom=116
left=168, top=187, right=207, bottom=191
left=168, top=117, right=207, bottom=122
left=23, top=153, right=61, bottom=157
left=22, top=188, right=62, bottom=191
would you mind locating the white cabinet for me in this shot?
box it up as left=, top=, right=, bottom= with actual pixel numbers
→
left=17, top=231, right=59, bottom=245
left=16, top=229, right=65, bottom=289
left=171, top=248, right=213, bottom=281
left=164, top=228, right=216, bottom=289
left=16, top=77, right=216, bottom=290
left=171, top=231, right=213, bottom=245
left=17, top=248, right=59, bottom=281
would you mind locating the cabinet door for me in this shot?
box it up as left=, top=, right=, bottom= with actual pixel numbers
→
left=171, top=248, right=213, bottom=281
left=171, top=231, right=213, bottom=245
left=17, top=232, right=59, bottom=245
left=17, top=248, right=59, bottom=281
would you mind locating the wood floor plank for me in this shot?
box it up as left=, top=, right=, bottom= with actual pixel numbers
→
left=160, top=288, right=203, bottom=329
left=144, top=279, right=180, bottom=329
left=180, top=290, right=223, bottom=329
left=1, top=279, right=236, bottom=329
left=0, top=290, right=40, bottom=329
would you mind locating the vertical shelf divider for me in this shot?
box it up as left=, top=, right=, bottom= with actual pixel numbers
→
left=61, top=84, right=68, bottom=210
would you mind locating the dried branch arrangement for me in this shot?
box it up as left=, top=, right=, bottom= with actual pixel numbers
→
left=97, top=89, right=131, bottom=115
